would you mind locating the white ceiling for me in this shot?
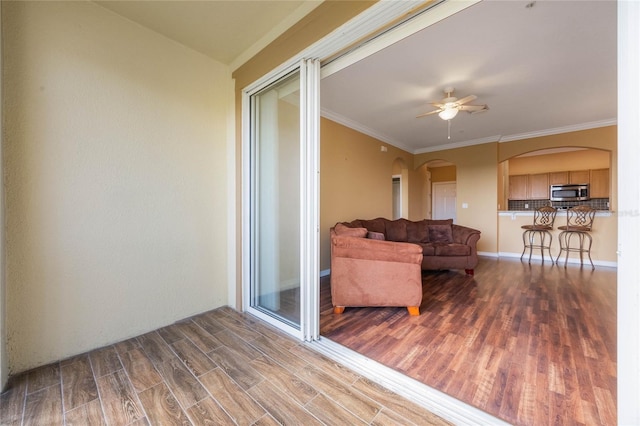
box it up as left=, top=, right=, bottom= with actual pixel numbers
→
left=94, top=1, right=617, bottom=155
left=321, top=0, right=617, bottom=153
left=94, top=0, right=321, bottom=69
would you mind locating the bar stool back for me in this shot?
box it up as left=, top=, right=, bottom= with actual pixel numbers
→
left=520, top=206, right=558, bottom=263
left=555, top=205, right=596, bottom=269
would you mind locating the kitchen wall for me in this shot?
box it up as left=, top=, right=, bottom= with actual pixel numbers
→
left=3, top=1, right=232, bottom=374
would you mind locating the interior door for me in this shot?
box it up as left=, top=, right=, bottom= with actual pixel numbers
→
left=432, top=181, right=457, bottom=222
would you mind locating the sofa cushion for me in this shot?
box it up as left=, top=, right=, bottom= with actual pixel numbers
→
left=335, top=223, right=368, bottom=238
left=406, top=219, right=429, bottom=243
left=367, top=231, right=385, bottom=240
left=360, top=218, right=386, bottom=234
left=417, top=243, right=436, bottom=256
left=386, top=219, right=408, bottom=242
left=428, top=224, right=453, bottom=243
left=434, top=243, right=471, bottom=256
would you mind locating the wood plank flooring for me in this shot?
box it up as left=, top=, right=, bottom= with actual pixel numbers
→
left=1, top=307, right=451, bottom=426
left=320, top=257, right=617, bottom=426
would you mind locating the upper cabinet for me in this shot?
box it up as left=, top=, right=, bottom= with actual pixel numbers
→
left=528, top=173, right=550, bottom=199
left=590, top=168, right=610, bottom=198
left=508, top=168, right=610, bottom=200
left=569, top=169, right=590, bottom=184
left=509, top=174, right=528, bottom=200
left=549, top=171, right=569, bottom=185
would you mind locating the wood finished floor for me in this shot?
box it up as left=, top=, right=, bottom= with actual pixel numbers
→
left=1, top=307, right=451, bottom=426
left=320, top=257, right=617, bottom=426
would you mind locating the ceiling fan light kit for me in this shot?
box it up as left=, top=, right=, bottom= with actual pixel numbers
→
left=417, top=87, right=488, bottom=121
left=438, top=106, right=458, bottom=120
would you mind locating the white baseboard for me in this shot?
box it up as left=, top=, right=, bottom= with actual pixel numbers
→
left=497, top=251, right=618, bottom=268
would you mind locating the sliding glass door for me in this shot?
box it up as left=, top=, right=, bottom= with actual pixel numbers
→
left=244, top=60, right=319, bottom=339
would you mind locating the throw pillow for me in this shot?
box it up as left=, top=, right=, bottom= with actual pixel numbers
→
left=428, top=224, right=453, bottom=243
left=335, top=223, right=368, bottom=238
left=367, top=231, right=385, bottom=240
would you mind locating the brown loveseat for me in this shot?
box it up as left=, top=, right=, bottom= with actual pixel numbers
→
left=329, top=218, right=481, bottom=316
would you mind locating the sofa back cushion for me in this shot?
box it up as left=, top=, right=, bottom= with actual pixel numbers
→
left=406, top=219, right=430, bottom=243
left=428, top=224, right=453, bottom=243
left=385, top=219, right=408, bottom=242
left=426, top=219, right=453, bottom=226
left=360, top=218, right=386, bottom=234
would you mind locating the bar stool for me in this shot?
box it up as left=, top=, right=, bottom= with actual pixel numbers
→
left=521, top=206, right=558, bottom=263
left=555, top=205, right=596, bottom=269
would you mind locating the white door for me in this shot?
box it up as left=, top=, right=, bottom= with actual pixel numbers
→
left=432, top=182, right=457, bottom=222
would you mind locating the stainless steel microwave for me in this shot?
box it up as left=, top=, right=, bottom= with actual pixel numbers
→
left=550, top=184, right=590, bottom=201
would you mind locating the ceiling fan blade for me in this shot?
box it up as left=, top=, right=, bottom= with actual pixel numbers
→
left=429, top=101, right=445, bottom=107
left=455, top=95, right=477, bottom=105
left=459, top=104, right=488, bottom=112
left=416, top=110, right=441, bottom=118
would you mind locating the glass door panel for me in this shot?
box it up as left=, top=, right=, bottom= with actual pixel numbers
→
left=250, top=70, right=301, bottom=329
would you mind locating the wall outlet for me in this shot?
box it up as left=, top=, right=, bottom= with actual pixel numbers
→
left=462, top=203, right=469, bottom=208
left=525, top=203, right=529, bottom=209
left=380, top=145, right=387, bottom=152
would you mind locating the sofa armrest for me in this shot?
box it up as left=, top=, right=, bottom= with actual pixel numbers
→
left=451, top=224, right=481, bottom=246
left=331, top=235, right=423, bottom=264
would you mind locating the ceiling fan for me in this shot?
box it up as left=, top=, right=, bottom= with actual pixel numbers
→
left=416, top=87, right=489, bottom=121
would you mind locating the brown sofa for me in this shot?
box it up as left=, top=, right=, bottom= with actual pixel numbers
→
left=329, top=218, right=481, bottom=316
left=335, top=217, right=481, bottom=274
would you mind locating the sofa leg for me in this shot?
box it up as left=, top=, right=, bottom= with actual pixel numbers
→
left=407, top=306, right=420, bottom=316
left=333, top=306, right=345, bottom=314
left=465, top=269, right=474, bottom=276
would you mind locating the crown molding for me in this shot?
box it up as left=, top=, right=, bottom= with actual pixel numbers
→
left=414, top=135, right=502, bottom=154
left=498, top=119, right=617, bottom=143
left=320, top=108, right=415, bottom=154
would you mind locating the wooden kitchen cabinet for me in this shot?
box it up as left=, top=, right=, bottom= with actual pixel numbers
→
left=590, top=168, right=610, bottom=198
left=569, top=169, right=590, bottom=184
left=528, top=173, right=550, bottom=199
left=549, top=171, right=569, bottom=185
left=509, top=174, right=528, bottom=200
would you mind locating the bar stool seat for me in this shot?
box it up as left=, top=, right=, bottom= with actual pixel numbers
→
left=521, top=206, right=557, bottom=263
left=555, top=206, right=596, bottom=269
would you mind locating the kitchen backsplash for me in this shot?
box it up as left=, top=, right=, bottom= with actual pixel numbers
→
left=508, top=198, right=609, bottom=211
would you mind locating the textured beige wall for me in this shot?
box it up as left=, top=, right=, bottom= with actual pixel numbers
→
left=320, top=118, right=422, bottom=270
left=3, top=1, right=232, bottom=374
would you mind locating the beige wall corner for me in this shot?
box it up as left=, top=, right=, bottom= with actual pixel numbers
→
left=3, top=1, right=232, bottom=374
